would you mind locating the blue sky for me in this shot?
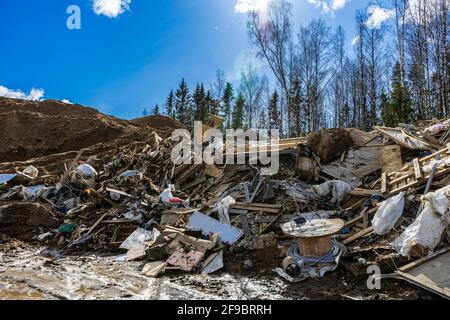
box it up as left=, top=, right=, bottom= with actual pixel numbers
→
left=0, top=0, right=375, bottom=119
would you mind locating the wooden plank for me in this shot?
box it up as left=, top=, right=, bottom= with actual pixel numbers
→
left=380, top=145, right=402, bottom=174
left=374, top=126, right=437, bottom=151
left=388, top=145, right=450, bottom=178
left=231, top=204, right=280, bottom=214
left=229, top=209, right=248, bottom=215
left=399, top=247, right=450, bottom=272
left=239, top=213, right=251, bottom=236
left=342, top=226, right=374, bottom=245
left=393, top=248, right=450, bottom=299
left=350, top=188, right=381, bottom=197
left=344, top=207, right=377, bottom=228
left=183, top=176, right=206, bottom=190
left=354, top=161, right=381, bottom=178
left=234, top=202, right=282, bottom=208
left=381, top=172, right=387, bottom=194
left=177, top=164, right=202, bottom=184
left=413, top=158, right=422, bottom=179
left=204, top=164, right=223, bottom=178
left=343, top=198, right=366, bottom=211
left=390, top=180, right=420, bottom=194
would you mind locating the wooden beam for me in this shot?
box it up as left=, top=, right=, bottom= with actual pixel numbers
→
left=342, top=226, right=374, bottom=245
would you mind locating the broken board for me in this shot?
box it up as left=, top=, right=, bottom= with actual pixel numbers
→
left=381, top=248, right=450, bottom=299
left=380, top=145, right=402, bottom=174
left=381, top=144, right=450, bottom=196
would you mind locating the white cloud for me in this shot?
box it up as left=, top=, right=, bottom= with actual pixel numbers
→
left=365, top=5, right=394, bottom=29
left=351, top=35, right=359, bottom=46
left=62, top=99, right=73, bottom=104
left=92, top=0, right=131, bottom=18
left=307, top=0, right=349, bottom=14
left=0, top=85, right=45, bottom=101
left=330, top=0, right=347, bottom=11
left=234, top=0, right=270, bottom=13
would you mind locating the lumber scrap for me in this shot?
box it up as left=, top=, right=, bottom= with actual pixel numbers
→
left=342, top=226, right=374, bottom=245
left=380, top=145, right=402, bottom=174
left=374, top=126, right=438, bottom=151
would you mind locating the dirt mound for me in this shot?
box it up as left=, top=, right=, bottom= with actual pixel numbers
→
left=0, top=98, right=133, bottom=162
left=0, top=98, right=182, bottom=163
left=307, top=128, right=353, bottom=163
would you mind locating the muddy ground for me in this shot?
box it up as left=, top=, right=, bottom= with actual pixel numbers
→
left=0, top=235, right=438, bottom=300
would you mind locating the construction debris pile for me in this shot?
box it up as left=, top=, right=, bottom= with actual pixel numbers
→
left=1, top=105, right=450, bottom=298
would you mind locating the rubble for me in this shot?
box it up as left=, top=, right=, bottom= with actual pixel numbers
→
left=0, top=106, right=449, bottom=300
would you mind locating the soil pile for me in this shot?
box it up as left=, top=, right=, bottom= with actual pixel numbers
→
left=307, top=128, right=353, bottom=163
left=0, top=98, right=182, bottom=165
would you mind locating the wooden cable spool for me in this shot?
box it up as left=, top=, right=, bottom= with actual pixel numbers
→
left=282, top=218, right=344, bottom=257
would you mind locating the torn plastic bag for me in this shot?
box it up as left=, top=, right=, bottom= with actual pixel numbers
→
left=120, top=170, right=143, bottom=179
left=21, top=185, right=48, bottom=202
left=212, top=196, right=235, bottom=224
left=424, top=121, right=450, bottom=134
left=392, top=186, right=450, bottom=257
left=372, top=192, right=405, bottom=235
left=313, top=180, right=353, bottom=204
left=22, top=165, right=39, bottom=179
left=72, top=164, right=97, bottom=186
left=75, top=164, right=97, bottom=177
left=160, top=184, right=183, bottom=207
left=119, top=228, right=160, bottom=250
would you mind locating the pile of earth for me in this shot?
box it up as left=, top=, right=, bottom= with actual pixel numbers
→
left=0, top=98, right=183, bottom=178
left=0, top=98, right=183, bottom=163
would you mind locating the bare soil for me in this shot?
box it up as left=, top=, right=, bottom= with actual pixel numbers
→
left=0, top=98, right=182, bottom=163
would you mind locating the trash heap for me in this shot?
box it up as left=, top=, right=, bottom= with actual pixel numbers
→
left=1, top=116, right=449, bottom=298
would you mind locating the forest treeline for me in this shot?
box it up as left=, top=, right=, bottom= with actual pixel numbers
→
left=143, top=0, right=450, bottom=137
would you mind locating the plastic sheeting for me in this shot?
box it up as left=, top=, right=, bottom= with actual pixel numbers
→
left=0, top=174, right=16, bottom=185
left=313, top=180, right=353, bottom=204
left=22, top=166, right=39, bottom=178
left=372, top=192, right=405, bottom=235
left=160, top=184, right=184, bottom=207
left=392, top=185, right=450, bottom=257
left=21, top=184, right=47, bottom=202
left=119, top=228, right=160, bottom=250
left=75, top=164, right=97, bottom=177
left=186, top=212, right=244, bottom=244
left=212, top=196, right=235, bottom=225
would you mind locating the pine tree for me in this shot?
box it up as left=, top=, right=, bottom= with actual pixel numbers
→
left=205, top=90, right=217, bottom=116
left=268, top=90, right=281, bottom=130
left=175, top=79, right=192, bottom=126
left=153, top=104, right=160, bottom=116
left=222, top=82, right=234, bottom=129
left=232, top=93, right=245, bottom=129
left=383, top=62, right=413, bottom=126
left=380, top=91, right=397, bottom=127
left=165, top=90, right=175, bottom=118
left=142, top=108, right=149, bottom=117
left=193, top=83, right=208, bottom=122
